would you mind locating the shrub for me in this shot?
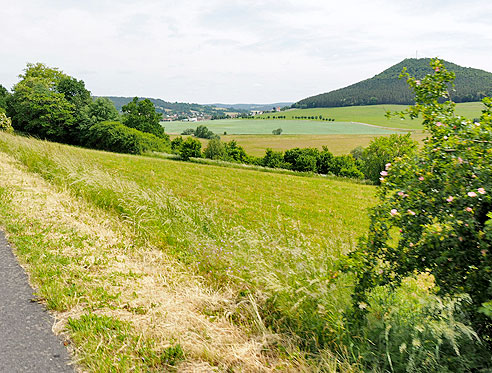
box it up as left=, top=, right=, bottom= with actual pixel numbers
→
left=262, top=148, right=288, bottom=169
left=170, top=136, right=184, bottom=152
left=284, top=148, right=320, bottom=172
left=181, top=128, right=195, bottom=135
left=272, top=128, right=283, bottom=135
left=224, top=140, right=248, bottom=163
left=203, top=138, right=227, bottom=160
left=349, top=58, right=492, bottom=368
left=194, top=125, right=219, bottom=139
left=359, top=133, right=418, bottom=184
left=85, top=121, right=169, bottom=154
left=179, top=137, right=202, bottom=160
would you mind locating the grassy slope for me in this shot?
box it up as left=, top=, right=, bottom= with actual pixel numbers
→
left=0, top=132, right=376, bottom=371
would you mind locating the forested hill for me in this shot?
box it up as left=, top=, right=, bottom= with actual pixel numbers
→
left=101, top=96, right=248, bottom=119
left=294, top=58, right=492, bottom=108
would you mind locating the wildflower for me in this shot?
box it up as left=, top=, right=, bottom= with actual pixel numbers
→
left=466, top=207, right=473, bottom=212
left=385, top=163, right=391, bottom=170
left=457, top=157, right=463, bottom=164
left=407, top=209, right=416, bottom=215
left=380, top=170, right=388, bottom=176
left=415, top=80, right=421, bottom=86
left=398, top=191, right=405, bottom=196
left=482, top=250, right=488, bottom=256
left=390, top=209, right=398, bottom=216
left=468, top=191, right=477, bottom=197
left=446, top=196, right=454, bottom=202
left=436, top=122, right=443, bottom=127
left=478, top=187, right=486, bottom=195
left=379, top=177, right=385, bottom=182
left=358, top=302, right=368, bottom=310
left=435, top=66, right=440, bottom=72
left=419, top=176, right=424, bottom=181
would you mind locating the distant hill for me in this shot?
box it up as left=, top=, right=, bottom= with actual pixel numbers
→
left=101, top=96, right=249, bottom=120
left=294, top=58, right=492, bottom=108
left=210, top=102, right=294, bottom=111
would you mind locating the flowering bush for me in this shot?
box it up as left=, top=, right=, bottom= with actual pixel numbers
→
left=349, top=59, right=492, bottom=365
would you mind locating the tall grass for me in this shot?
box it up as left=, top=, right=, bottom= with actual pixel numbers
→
left=0, top=133, right=376, bottom=362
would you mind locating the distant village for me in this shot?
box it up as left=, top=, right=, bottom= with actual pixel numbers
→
left=161, top=107, right=283, bottom=122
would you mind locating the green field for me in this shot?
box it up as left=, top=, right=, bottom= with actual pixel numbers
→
left=163, top=102, right=484, bottom=136
left=0, top=132, right=376, bottom=370
left=164, top=118, right=407, bottom=135
left=256, top=102, right=485, bottom=129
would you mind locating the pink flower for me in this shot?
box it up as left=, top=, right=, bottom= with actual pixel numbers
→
left=407, top=209, right=416, bottom=215
left=478, top=188, right=486, bottom=195
left=380, top=170, right=388, bottom=176
left=435, top=66, right=440, bottom=72
left=390, top=209, right=398, bottom=216
left=468, top=191, right=477, bottom=197
left=457, top=157, right=463, bottom=164
left=419, top=176, right=424, bottom=181
left=398, top=191, right=405, bottom=196
left=415, top=80, right=421, bottom=86
left=466, top=207, right=473, bottom=212
left=409, top=242, right=414, bottom=247
left=446, top=196, right=454, bottom=202
left=436, top=122, right=443, bottom=127
left=385, top=163, right=391, bottom=170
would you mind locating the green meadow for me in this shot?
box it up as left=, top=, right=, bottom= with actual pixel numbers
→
left=163, top=118, right=406, bottom=135
left=0, top=132, right=376, bottom=370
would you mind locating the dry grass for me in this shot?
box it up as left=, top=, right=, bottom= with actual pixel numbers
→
left=0, top=151, right=310, bottom=372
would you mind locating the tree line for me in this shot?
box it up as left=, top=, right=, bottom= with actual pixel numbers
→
left=0, top=63, right=171, bottom=154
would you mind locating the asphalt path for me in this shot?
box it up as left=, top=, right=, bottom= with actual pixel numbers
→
left=0, top=230, right=74, bottom=372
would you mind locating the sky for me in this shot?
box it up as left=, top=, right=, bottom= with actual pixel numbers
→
left=1, top=0, right=492, bottom=104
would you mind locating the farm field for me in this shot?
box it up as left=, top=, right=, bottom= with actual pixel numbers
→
left=0, top=132, right=377, bottom=371
left=163, top=118, right=407, bottom=135
left=256, top=101, right=484, bottom=129
left=172, top=132, right=428, bottom=156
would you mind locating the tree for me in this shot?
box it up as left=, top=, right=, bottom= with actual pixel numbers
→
left=0, top=84, right=10, bottom=111
left=204, top=138, right=227, bottom=160
left=350, top=59, right=492, bottom=363
left=272, top=128, right=283, bottom=135
left=87, top=97, right=120, bottom=124
left=7, top=63, right=90, bottom=144
left=122, top=97, right=165, bottom=138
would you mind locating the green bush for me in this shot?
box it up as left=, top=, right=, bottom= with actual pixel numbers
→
left=194, top=125, right=219, bottom=139
left=349, top=58, right=492, bottom=369
left=85, top=121, right=170, bottom=154
left=170, top=136, right=184, bottom=152
left=224, top=140, right=248, bottom=163
left=359, top=133, right=418, bottom=184
left=179, top=137, right=202, bottom=160
left=262, top=148, right=288, bottom=169
left=203, top=138, right=227, bottom=160
left=284, top=148, right=320, bottom=172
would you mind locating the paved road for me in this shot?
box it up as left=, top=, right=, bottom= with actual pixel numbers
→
left=0, top=230, right=74, bottom=372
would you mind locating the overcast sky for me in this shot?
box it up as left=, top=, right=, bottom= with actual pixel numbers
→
left=1, top=0, right=491, bottom=104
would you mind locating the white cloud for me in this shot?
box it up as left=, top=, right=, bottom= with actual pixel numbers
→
left=0, top=0, right=491, bottom=102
